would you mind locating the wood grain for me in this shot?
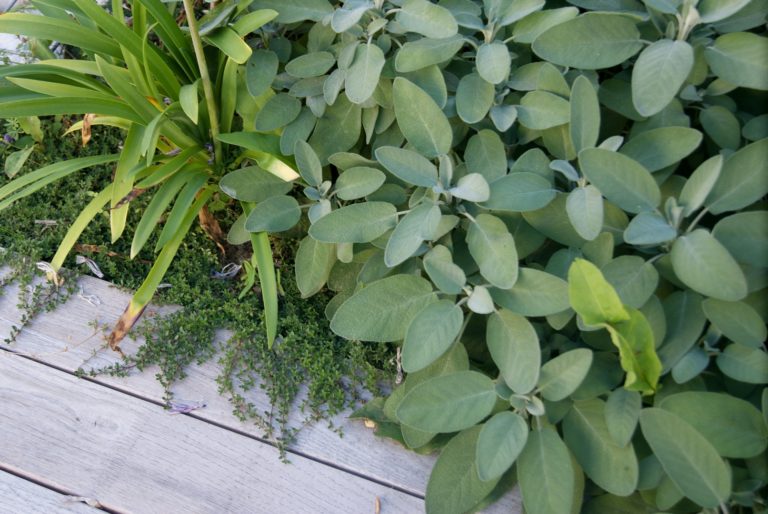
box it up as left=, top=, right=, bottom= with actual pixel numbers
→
left=0, top=353, right=424, bottom=513
left=0, top=270, right=522, bottom=512
left=0, top=470, right=97, bottom=513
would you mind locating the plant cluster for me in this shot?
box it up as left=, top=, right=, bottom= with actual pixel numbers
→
left=1, top=0, right=768, bottom=513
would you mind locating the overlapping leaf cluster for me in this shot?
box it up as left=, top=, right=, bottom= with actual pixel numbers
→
left=213, top=0, right=768, bottom=512
left=1, top=0, right=767, bottom=512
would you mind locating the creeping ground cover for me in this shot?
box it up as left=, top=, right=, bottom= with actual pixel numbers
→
left=1, top=0, right=768, bottom=512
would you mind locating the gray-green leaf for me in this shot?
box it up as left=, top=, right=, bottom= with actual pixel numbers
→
left=538, top=348, right=593, bottom=402
left=467, top=214, right=519, bottom=289
left=345, top=43, right=386, bottom=105
left=397, top=371, right=497, bottom=432
left=334, top=167, right=385, bottom=200
left=375, top=146, right=439, bottom=187
left=476, top=412, right=528, bottom=481
left=639, top=408, right=731, bottom=508
left=580, top=148, right=659, bottom=213
left=244, top=195, right=300, bottom=232
left=396, top=0, right=458, bottom=39
left=566, top=185, right=604, bottom=241
left=532, top=13, right=642, bottom=70
left=631, top=40, right=693, bottom=117
left=294, top=236, right=335, bottom=298
left=402, top=301, right=464, bottom=373
left=384, top=203, right=440, bottom=267
left=393, top=78, right=452, bottom=158
left=705, top=32, right=768, bottom=91
left=309, top=202, right=397, bottom=243
left=423, top=245, right=467, bottom=294
left=570, top=75, right=601, bottom=153
left=518, top=427, right=575, bottom=514
left=476, top=42, right=512, bottom=85
left=670, top=229, right=747, bottom=302
left=487, top=310, right=540, bottom=393
left=330, top=274, right=437, bottom=342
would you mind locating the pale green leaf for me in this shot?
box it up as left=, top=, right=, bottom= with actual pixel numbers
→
left=384, top=204, right=440, bottom=267
left=659, top=391, right=768, bottom=458
left=394, top=35, right=465, bottom=73
left=464, top=130, right=507, bottom=183
left=244, top=195, right=300, bottom=233
left=517, top=90, right=570, bottom=130
left=487, top=310, right=540, bottom=393
left=579, top=148, right=660, bottom=213
left=334, top=167, right=386, bottom=200
left=706, top=138, right=768, bottom=215
left=393, top=78, right=452, bottom=158
left=712, top=210, right=768, bottom=268
left=566, top=185, right=603, bottom=241
left=564, top=399, right=639, bottom=496
left=423, top=245, right=467, bottom=295
left=293, top=140, right=323, bottom=187
left=219, top=166, right=292, bottom=202
left=375, top=146, right=438, bottom=187
left=538, top=348, right=594, bottom=402
left=402, top=301, right=464, bottom=373
left=705, top=32, right=768, bottom=91
left=491, top=267, right=570, bottom=317
left=456, top=72, right=494, bottom=124
left=602, top=256, right=659, bottom=309
left=330, top=274, right=437, bottom=342
left=570, top=75, right=600, bottom=153
left=295, top=236, right=335, bottom=298
left=679, top=155, right=722, bottom=217
left=476, top=42, right=511, bottom=85
left=532, top=13, right=642, bottom=70
left=623, top=211, right=677, bottom=246
left=254, top=93, right=301, bottom=132
left=467, top=214, right=519, bottom=289
left=631, top=40, right=693, bottom=117
left=619, top=127, right=703, bottom=172
left=670, top=229, right=747, bottom=301
left=568, top=258, right=629, bottom=326
left=346, top=43, right=386, bottom=105
left=450, top=173, right=490, bottom=202
left=604, top=388, right=641, bottom=447
left=309, top=202, right=397, bottom=243
left=716, top=343, right=768, bottom=384
left=481, top=172, right=556, bottom=212
left=476, top=412, right=528, bottom=481
left=702, top=298, right=767, bottom=348
left=639, top=408, right=731, bottom=508
left=397, top=371, right=496, bottom=432
left=396, top=0, right=458, bottom=39
left=518, top=428, right=575, bottom=514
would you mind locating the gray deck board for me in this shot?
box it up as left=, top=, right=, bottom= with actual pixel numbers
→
left=0, top=270, right=522, bottom=513
left=0, top=470, right=98, bottom=513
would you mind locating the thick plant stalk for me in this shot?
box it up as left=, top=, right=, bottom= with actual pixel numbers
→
left=241, top=201, right=278, bottom=348
left=181, top=0, right=222, bottom=168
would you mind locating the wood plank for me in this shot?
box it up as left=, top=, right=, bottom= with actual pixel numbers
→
left=0, top=352, right=423, bottom=513
left=0, top=271, right=522, bottom=512
left=0, top=471, right=97, bottom=513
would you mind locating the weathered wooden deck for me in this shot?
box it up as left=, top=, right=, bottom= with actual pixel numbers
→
left=0, top=271, right=522, bottom=513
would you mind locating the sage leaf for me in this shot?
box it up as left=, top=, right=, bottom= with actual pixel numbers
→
left=570, top=75, right=600, bottom=153
left=716, top=343, right=768, bottom=384
left=482, top=172, right=555, bottom=212
left=334, top=167, right=386, bottom=201
left=246, top=50, right=278, bottom=98
left=631, top=40, right=693, bottom=117
left=623, top=211, right=677, bottom=246
left=658, top=392, right=768, bottom=458
left=491, top=268, right=569, bottom=317
left=308, top=96, right=361, bottom=164
left=712, top=210, right=768, bottom=268
left=619, top=127, right=702, bottom=172
left=254, top=93, right=301, bottom=131
left=467, top=214, right=519, bottom=290
left=566, top=185, right=603, bottom=241
left=706, top=138, right=768, bottom=215
left=456, top=73, right=494, bottom=124
left=564, top=399, right=639, bottom=496
left=425, top=426, right=500, bottom=514
left=517, top=90, right=570, bottom=130
left=604, top=388, right=641, bottom=447
left=568, top=258, right=629, bottom=326
left=605, top=308, right=662, bottom=395
left=244, top=195, right=301, bottom=233
left=487, top=310, right=540, bottom=393
left=393, top=78, right=452, bottom=158
left=294, top=236, right=335, bottom=298
left=330, top=274, right=436, bottom=342
left=579, top=148, right=660, bottom=213
left=464, top=129, right=507, bottom=183
left=639, top=408, right=731, bottom=508
left=518, top=427, right=575, bottom=514
left=309, top=202, right=397, bottom=243
left=250, top=0, right=333, bottom=23
left=602, top=256, right=659, bottom=309
left=702, top=298, right=767, bottom=348
left=219, top=166, right=292, bottom=202
left=375, top=146, right=439, bottom=187
left=423, top=245, right=466, bottom=295
left=293, top=140, right=323, bottom=187
left=384, top=203, right=441, bottom=267
left=467, top=285, right=495, bottom=315
left=658, top=291, right=706, bottom=372
left=394, top=35, right=465, bottom=73
left=532, top=13, right=642, bottom=69
left=476, top=412, right=528, bottom=481
left=345, top=43, right=386, bottom=105
left=396, top=0, right=458, bottom=39
left=670, top=229, right=747, bottom=302
left=476, top=42, right=511, bottom=85
left=450, top=173, right=490, bottom=202
left=705, top=32, right=768, bottom=91
left=397, top=371, right=496, bottom=433
left=402, top=301, right=464, bottom=373
left=538, top=348, right=593, bottom=402
left=679, top=155, right=722, bottom=217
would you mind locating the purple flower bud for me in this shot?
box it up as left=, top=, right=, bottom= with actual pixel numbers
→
left=204, top=143, right=213, bottom=152
left=163, top=97, right=172, bottom=106
left=3, top=134, right=15, bottom=144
